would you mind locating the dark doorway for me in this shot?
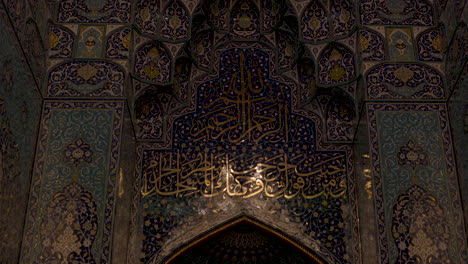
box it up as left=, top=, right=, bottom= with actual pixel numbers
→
left=164, top=216, right=326, bottom=264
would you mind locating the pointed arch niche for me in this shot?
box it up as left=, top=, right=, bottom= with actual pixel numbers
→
left=163, top=215, right=328, bottom=264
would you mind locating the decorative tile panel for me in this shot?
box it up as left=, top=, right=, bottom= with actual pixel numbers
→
left=385, top=27, right=415, bottom=61
left=360, top=0, right=434, bottom=26
left=230, top=0, right=260, bottom=39
left=301, top=0, right=329, bottom=42
left=318, top=43, right=356, bottom=85
left=134, top=40, right=172, bottom=83
left=359, top=29, right=385, bottom=61
left=298, top=57, right=316, bottom=105
left=276, top=30, right=298, bottom=71
left=261, top=0, right=284, bottom=32
left=332, top=0, right=355, bottom=36
left=416, top=27, right=445, bottom=62
left=205, top=0, right=230, bottom=32
left=76, top=25, right=106, bottom=59
left=366, top=63, right=444, bottom=99
left=21, top=101, right=124, bottom=264
left=57, top=0, right=131, bottom=23
left=367, top=103, right=467, bottom=264
left=47, top=60, right=125, bottom=97
left=106, top=27, right=131, bottom=59
left=48, top=25, right=74, bottom=59
left=445, top=23, right=467, bottom=89
left=190, top=30, right=214, bottom=70
left=135, top=0, right=160, bottom=36
left=161, top=0, right=190, bottom=41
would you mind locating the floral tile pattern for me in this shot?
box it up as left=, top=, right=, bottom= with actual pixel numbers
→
left=21, top=101, right=123, bottom=264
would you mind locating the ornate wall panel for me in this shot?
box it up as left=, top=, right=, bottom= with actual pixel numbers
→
left=2, top=0, right=48, bottom=85
left=300, top=0, right=329, bottom=42
left=366, top=63, right=444, bottom=99
left=47, top=60, right=125, bottom=97
left=161, top=0, right=190, bottom=41
left=385, top=27, right=415, bottom=61
left=106, top=27, right=131, bottom=59
left=134, top=40, right=172, bottom=84
left=230, top=0, right=261, bottom=39
left=135, top=0, right=160, bottom=36
left=276, top=30, right=299, bottom=71
left=260, top=0, right=285, bottom=32
left=190, top=30, right=214, bottom=71
left=76, top=25, right=106, bottom=59
left=331, top=0, right=355, bottom=36
left=325, top=96, right=355, bottom=142
left=23, top=19, right=46, bottom=87
left=3, top=0, right=466, bottom=263
left=318, top=43, right=356, bottom=85
left=0, top=99, right=22, bottom=262
left=448, top=64, right=468, bottom=234
left=21, top=101, right=124, bottom=264
left=359, top=29, right=385, bottom=61
left=360, top=0, right=434, bottom=26
left=48, top=24, right=74, bottom=59
left=170, top=218, right=323, bottom=263
left=57, top=0, right=131, bottom=23
left=205, top=0, right=230, bottom=32
left=416, top=27, right=445, bottom=62
left=367, top=103, right=467, bottom=264
left=132, top=44, right=358, bottom=264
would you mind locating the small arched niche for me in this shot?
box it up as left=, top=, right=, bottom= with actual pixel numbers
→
left=162, top=215, right=328, bottom=264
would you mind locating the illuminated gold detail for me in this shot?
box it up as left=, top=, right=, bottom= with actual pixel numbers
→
left=309, top=14, right=321, bottom=31
left=432, top=35, right=444, bottom=52
left=143, top=62, right=160, bottom=79
left=330, top=49, right=343, bottom=60
left=122, top=33, right=131, bottom=49
left=139, top=7, right=151, bottom=22
left=48, top=32, right=60, bottom=49
left=329, top=64, right=345, bottom=81
left=141, top=151, right=346, bottom=199
left=169, top=14, right=182, bottom=38
left=141, top=50, right=347, bottom=199
left=238, top=14, right=253, bottom=29
left=189, top=51, right=289, bottom=144
left=394, top=66, right=414, bottom=83
left=77, top=64, right=98, bottom=81
left=360, top=34, right=370, bottom=51
left=148, top=47, right=161, bottom=59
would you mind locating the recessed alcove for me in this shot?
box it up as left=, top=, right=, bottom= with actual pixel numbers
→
left=164, top=215, right=327, bottom=264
